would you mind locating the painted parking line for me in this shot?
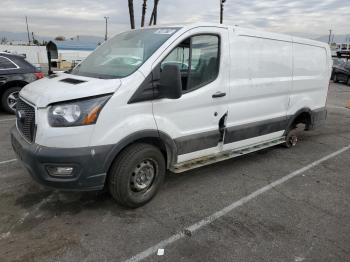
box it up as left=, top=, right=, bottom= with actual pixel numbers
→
left=124, top=144, right=350, bottom=262
left=0, top=118, right=16, bottom=122
left=0, top=159, right=17, bottom=166
left=0, top=192, right=56, bottom=240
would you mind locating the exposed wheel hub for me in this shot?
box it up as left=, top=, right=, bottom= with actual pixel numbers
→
left=289, top=135, right=298, bottom=146
left=131, top=160, right=155, bottom=191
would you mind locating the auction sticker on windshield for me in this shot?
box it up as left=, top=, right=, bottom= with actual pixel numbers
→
left=154, top=29, right=177, bottom=35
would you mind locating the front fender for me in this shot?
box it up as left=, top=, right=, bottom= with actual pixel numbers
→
left=103, top=130, right=177, bottom=171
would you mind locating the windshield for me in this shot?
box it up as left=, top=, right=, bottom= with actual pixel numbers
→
left=71, top=28, right=179, bottom=79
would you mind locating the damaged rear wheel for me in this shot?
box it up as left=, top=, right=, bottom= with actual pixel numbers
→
left=284, top=128, right=298, bottom=148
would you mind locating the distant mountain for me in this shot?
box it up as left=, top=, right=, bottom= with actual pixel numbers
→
left=314, top=34, right=350, bottom=43
left=2, top=30, right=349, bottom=49
left=286, top=32, right=322, bottom=40
left=0, top=31, right=104, bottom=50
left=286, top=32, right=350, bottom=43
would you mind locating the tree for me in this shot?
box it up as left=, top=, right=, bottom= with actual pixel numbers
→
left=128, top=0, right=135, bottom=29
left=149, top=0, right=160, bottom=26
left=141, top=0, right=147, bottom=27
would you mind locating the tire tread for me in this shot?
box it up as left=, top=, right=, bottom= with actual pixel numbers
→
left=108, top=143, right=164, bottom=208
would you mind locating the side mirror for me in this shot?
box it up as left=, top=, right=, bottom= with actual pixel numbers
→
left=159, top=65, right=182, bottom=99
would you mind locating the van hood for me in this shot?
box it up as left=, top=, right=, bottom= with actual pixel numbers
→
left=20, top=72, right=121, bottom=107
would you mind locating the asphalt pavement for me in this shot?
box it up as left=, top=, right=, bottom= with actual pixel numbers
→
left=0, top=82, right=349, bottom=262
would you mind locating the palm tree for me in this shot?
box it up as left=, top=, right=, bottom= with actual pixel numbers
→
left=128, top=0, right=135, bottom=29
left=149, top=0, right=160, bottom=26
left=141, top=0, right=147, bottom=27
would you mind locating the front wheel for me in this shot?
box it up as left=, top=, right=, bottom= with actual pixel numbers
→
left=108, top=143, right=165, bottom=208
left=1, top=87, right=21, bottom=114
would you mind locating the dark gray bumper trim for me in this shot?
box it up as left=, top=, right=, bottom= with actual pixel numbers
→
left=11, top=126, right=113, bottom=191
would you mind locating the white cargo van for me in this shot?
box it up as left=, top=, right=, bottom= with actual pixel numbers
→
left=11, top=23, right=332, bottom=208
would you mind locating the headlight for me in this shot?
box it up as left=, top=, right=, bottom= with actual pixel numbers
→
left=48, top=94, right=112, bottom=127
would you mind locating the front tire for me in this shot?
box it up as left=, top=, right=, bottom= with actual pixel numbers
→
left=1, top=87, right=21, bottom=114
left=108, top=143, right=165, bottom=208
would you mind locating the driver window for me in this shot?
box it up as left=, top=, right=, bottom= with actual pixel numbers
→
left=160, top=34, right=219, bottom=92
left=161, top=38, right=190, bottom=90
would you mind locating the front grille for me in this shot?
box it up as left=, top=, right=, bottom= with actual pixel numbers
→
left=16, top=98, right=36, bottom=142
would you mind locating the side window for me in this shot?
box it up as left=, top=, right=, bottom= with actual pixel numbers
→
left=161, top=37, right=191, bottom=90
left=0, top=56, right=18, bottom=70
left=160, top=34, right=219, bottom=92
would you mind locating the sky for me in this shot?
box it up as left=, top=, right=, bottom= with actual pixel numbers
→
left=0, top=0, right=349, bottom=38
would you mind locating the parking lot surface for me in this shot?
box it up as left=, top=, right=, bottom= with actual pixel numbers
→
left=0, top=82, right=350, bottom=262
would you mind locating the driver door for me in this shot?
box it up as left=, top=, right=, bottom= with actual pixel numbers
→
left=152, top=27, right=230, bottom=163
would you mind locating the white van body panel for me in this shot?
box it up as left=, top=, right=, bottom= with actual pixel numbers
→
left=89, top=71, right=158, bottom=147
left=288, top=40, right=330, bottom=115
left=223, top=27, right=293, bottom=151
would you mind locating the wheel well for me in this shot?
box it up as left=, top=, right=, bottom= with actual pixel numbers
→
left=106, top=136, right=170, bottom=176
left=292, top=111, right=312, bottom=130
left=131, top=137, right=168, bottom=164
left=0, top=80, right=28, bottom=96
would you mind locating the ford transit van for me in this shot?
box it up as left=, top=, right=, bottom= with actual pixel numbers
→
left=11, top=23, right=332, bottom=208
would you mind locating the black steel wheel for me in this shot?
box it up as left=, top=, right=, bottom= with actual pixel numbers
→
left=108, top=143, right=165, bottom=208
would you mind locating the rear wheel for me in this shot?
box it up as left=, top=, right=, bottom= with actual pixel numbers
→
left=108, top=143, right=165, bottom=208
left=347, top=77, right=350, bottom=86
left=284, top=128, right=298, bottom=148
left=1, top=87, right=21, bottom=114
left=333, top=74, right=339, bottom=83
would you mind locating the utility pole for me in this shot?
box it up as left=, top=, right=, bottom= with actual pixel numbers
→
left=31, top=32, right=35, bottom=44
left=25, top=16, right=31, bottom=45
left=104, top=16, right=109, bottom=41
left=220, top=0, right=226, bottom=24
left=328, top=29, right=332, bottom=44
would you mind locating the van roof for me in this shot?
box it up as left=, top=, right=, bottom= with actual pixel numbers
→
left=144, top=22, right=328, bottom=48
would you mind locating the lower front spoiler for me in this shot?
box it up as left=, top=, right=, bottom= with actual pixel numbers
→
left=10, top=126, right=113, bottom=191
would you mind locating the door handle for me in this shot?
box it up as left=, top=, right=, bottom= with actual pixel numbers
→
left=212, top=91, right=226, bottom=98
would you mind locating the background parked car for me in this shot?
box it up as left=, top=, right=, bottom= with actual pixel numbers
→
left=331, top=58, right=350, bottom=85
left=0, top=52, right=44, bottom=114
